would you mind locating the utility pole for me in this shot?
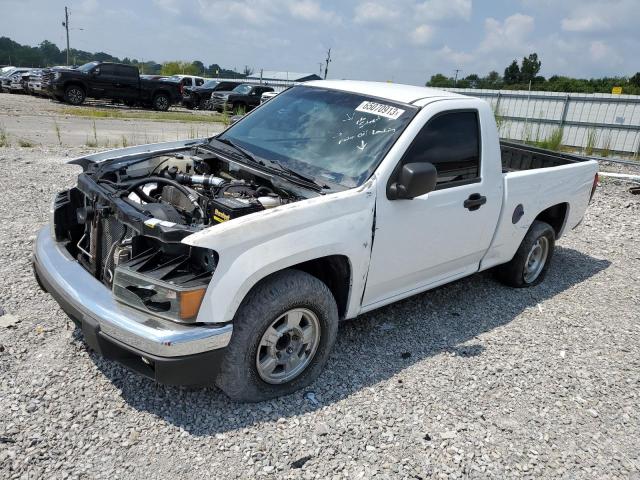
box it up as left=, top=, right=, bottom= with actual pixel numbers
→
left=324, top=48, right=331, bottom=80
left=453, top=69, right=461, bottom=87
left=318, top=62, right=323, bottom=76
left=62, top=6, right=70, bottom=66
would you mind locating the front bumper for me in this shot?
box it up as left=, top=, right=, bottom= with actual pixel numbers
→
left=32, top=226, right=232, bottom=385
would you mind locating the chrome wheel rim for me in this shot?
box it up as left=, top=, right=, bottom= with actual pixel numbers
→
left=256, top=308, right=321, bottom=384
left=68, top=88, right=83, bottom=104
left=524, top=236, right=549, bottom=283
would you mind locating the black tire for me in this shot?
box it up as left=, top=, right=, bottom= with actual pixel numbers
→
left=152, top=93, right=170, bottom=111
left=198, top=96, right=209, bottom=109
left=64, top=85, right=85, bottom=105
left=494, top=220, right=555, bottom=288
left=216, top=269, right=339, bottom=402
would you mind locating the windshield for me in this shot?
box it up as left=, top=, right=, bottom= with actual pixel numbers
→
left=232, top=84, right=252, bottom=94
left=215, top=86, right=418, bottom=188
left=202, top=80, right=219, bottom=88
left=78, top=62, right=99, bottom=72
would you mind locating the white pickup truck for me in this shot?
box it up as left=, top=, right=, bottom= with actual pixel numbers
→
left=33, top=81, right=599, bottom=401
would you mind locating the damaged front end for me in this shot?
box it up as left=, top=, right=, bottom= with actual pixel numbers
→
left=53, top=140, right=313, bottom=324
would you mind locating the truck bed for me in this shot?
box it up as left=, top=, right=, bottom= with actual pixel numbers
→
left=500, top=141, right=588, bottom=172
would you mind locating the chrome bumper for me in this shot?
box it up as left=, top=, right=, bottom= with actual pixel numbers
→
left=33, top=226, right=232, bottom=357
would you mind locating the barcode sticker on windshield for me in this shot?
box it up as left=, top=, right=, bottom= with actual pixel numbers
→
left=355, top=101, right=405, bottom=120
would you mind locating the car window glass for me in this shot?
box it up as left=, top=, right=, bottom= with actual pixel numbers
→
left=402, top=111, right=480, bottom=187
left=196, top=78, right=204, bottom=86
left=100, top=64, right=117, bottom=76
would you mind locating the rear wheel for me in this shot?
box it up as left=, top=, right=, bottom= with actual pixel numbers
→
left=64, top=85, right=85, bottom=105
left=152, top=93, right=170, bottom=111
left=495, top=220, right=555, bottom=287
left=216, top=270, right=338, bottom=402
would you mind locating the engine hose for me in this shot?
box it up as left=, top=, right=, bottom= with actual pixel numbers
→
left=133, top=187, right=157, bottom=204
left=120, top=177, right=205, bottom=218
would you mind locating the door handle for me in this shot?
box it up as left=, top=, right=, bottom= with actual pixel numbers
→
left=464, top=193, right=487, bottom=211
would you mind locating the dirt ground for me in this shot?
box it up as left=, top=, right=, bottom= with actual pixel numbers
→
left=0, top=92, right=224, bottom=147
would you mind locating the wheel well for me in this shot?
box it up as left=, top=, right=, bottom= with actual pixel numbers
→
left=64, top=81, right=85, bottom=93
left=534, top=203, right=568, bottom=239
left=153, top=90, right=169, bottom=98
left=290, top=256, right=352, bottom=319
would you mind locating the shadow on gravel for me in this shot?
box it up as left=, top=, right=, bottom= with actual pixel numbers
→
left=84, top=246, right=609, bottom=435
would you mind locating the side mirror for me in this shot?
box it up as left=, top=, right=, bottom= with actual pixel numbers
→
left=388, top=162, right=437, bottom=200
left=92, top=68, right=100, bottom=76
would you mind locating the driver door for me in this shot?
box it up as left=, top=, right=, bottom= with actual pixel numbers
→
left=362, top=109, right=502, bottom=308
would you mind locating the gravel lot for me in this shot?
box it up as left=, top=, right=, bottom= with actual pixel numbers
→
left=0, top=92, right=224, bottom=147
left=1, top=103, right=639, bottom=478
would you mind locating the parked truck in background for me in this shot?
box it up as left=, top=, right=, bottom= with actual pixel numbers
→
left=182, top=80, right=243, bottom=109
left=208, top=83, right=275, bottom=114
left=33, top=81, right=598, bottom=402
left=43, top=61, right=181, bottom=111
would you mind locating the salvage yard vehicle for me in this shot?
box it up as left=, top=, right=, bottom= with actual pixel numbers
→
left=182, top=80, right=242, bottom=109
left=33, top=81, right=599, bottom=401
left=43, top=61, right=181, bottom=111
left=208, top=83, right=274, bottom=114
left=1, top=68, right=31, bottom=93
left=260, top=90, right=279, bottom=104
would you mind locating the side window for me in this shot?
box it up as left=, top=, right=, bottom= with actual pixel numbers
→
left=196, top=78, right=204, bottom=86
left=115, top=65, right=137, bottom=78
left=99, top=64, right=117, bottom=76
left=402, top=111, right=480, bottom=188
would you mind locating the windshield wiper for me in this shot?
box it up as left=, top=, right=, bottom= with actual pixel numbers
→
left=266, top=160, right=328, bottom=189
left=213, top=137, right=265, bottom=166
left=211, top=138, right=327, bottom=191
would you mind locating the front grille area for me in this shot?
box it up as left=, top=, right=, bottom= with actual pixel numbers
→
left=78, top=214, right=132, bottom=285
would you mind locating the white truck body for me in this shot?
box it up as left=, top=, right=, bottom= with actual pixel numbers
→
left=183, top=81, right=597, bottom=324
left=34, top=80, right=598, bottom=399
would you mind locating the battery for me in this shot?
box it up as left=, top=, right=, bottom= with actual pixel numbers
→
left=210, top=197, right=263, bottom=224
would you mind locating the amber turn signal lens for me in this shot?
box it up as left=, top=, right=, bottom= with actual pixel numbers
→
left=178, top=288, right=206, bottom=320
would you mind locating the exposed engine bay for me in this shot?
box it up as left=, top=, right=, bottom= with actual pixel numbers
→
left=52, top=144, right=312, bottom=315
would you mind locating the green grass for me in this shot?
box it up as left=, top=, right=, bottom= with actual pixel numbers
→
left=53, top=120, right=62, bottom=146
left=601, top=134, right=612, bottom=157
left=585, top=128, right=598, bottom=156
left=62, top=107, right=225, bottom=124
left=532, top=127, right=564, bottom=151
left=0, top=126, right=8, bottom=147
left=18, top=139, right=34, bottom=148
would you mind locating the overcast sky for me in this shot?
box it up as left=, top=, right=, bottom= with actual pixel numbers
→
left=1, top=0, right=637, bottom=84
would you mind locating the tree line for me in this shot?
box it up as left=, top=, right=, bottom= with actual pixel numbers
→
left=427, top=53, right=640, bottom=95
left=0, top=36, right=248, bottom=78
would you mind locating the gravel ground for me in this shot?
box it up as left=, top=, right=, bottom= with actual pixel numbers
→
left=0, top=142, right=639, bottom=479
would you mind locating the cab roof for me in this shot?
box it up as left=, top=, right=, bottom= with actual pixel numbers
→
left=304, top=80, right=464, bottom=105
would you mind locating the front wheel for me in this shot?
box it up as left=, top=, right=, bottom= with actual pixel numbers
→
left=494, top=220, right=556, bottom=287
left=152, top=93, right=170, bottom=111
left=216, top=270, right=339, bottom=402
left=64, top=85, right=85, bottom=105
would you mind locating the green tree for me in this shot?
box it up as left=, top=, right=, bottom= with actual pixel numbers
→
left=161, top=61, right=199, bottom=76
left=191, top=60, right=205, bottom=75
left=426, top=73, right=454, bottom=87
left=630, top=72, right=640, bottom=88
left=504, top=60, right=521, bottom=85
left=521, top=53, right=542, bottom=83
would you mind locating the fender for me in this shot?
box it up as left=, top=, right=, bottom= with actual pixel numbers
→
left=183, top=178, right=378, bottom=324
